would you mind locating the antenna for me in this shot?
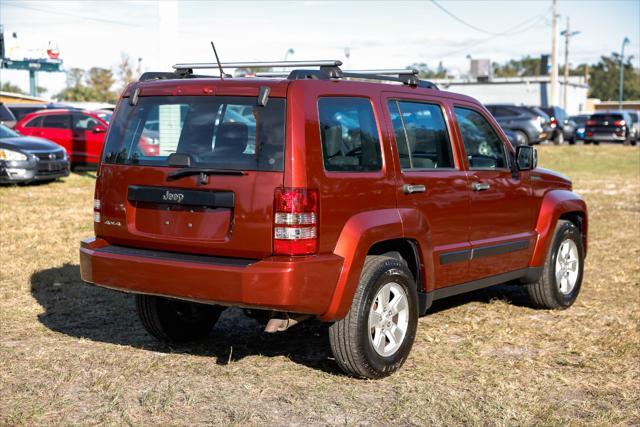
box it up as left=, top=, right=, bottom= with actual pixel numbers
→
left=210, top=42, right=230, bottom=79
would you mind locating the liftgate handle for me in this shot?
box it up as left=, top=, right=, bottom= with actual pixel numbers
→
left=403, top=184, right=426, bottom=194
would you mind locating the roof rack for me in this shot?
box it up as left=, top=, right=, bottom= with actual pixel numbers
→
left=141, top=59, right=438, bottom=89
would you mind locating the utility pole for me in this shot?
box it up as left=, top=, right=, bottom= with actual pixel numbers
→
left=550, top=0, right=559, bottom=107
left=619, top=37, right=630, bottom=109
left=561, top=17, right=580, bottom=111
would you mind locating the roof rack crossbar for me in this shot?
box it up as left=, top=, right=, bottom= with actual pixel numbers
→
left=172, top=60, right=342, bottom=70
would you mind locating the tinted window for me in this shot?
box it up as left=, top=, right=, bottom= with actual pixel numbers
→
left=388, top=101, right=454, bottom=170
left=492, top=107, right=517, bottom=117
left=454, top=107, right=508, bottom=169
left=102, top=96, right=286, bottom=171
left=73, top=114, right=102, bottom=131
left=42, top=114, right=71, bottom=129
left=0, top=124, right=19, bottom=138
left=318, top=97, right=382, bottom=172
left=25, top=116, right=44, bottom=128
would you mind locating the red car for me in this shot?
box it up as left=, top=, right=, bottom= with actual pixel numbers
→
left=80, top=60, right=587, bottom=378
left=15, top=109, right=159, bottom=166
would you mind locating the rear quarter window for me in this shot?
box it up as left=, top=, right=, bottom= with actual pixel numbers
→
left=318, top=97, right=382, bottom=172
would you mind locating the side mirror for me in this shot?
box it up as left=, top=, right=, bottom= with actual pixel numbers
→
left=92, top=125, right=107, bottom=134
left=516, top=145, right=537, bottom=171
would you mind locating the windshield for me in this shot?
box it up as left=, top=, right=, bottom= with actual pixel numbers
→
left=0, top=124, right=20, bottom=138
left=102, top=96, right=286, bottom=171
left=95, top=112, right=113, bottom=123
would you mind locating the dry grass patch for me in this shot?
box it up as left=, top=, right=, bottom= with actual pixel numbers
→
left=1, top=146, right=639, bottom=425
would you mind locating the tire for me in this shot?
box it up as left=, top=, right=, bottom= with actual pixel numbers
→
left=553, top=130, right=564, bottom=145
left=329, top=256, right=418, bottom=379
left=525, top=220, right=584, bottom=309
left=515, top=130, right=529, bottom=146
left=568, top=136, right=576, bottom=145
left=136, top=294, right=225, bottom=343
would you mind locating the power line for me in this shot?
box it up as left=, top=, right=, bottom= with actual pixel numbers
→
left=3, top=2, right=138, bottom=27
left=431, top=0, right=549, bottom=37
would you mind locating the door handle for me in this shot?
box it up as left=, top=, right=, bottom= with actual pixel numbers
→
left=403, top=184, right=426, bottom=194
left=472, top=182, right=491, bottom=191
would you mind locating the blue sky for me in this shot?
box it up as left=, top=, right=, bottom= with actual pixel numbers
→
left=1, top=0, right=638, bottom=98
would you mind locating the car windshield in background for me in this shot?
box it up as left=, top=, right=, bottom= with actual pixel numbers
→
left=95, top=112, right=113, bottom=123
left=102, top=96, right=286, bottom=171
left=0, top=124, right=20, bottom=138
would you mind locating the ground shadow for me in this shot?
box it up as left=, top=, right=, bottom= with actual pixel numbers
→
left=31, top=264, right=532, bottom=376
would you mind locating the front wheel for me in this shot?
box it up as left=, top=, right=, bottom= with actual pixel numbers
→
left=525, top=220, right=584, bottom=309
left=329, top=256, right=418, bottom=379
left=136, top=294, right=225, bottom=343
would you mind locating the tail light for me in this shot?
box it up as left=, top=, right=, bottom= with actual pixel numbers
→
left=613, top=120, right=625, bottom=126
left=550, top=117, right=557, bottom=128
left=586, top=119, right=597, bottom=126
left=273, top=187, right=318, bottom=255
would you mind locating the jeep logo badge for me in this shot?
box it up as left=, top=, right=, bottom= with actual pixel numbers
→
left=162, top=190, right=184, bottom=203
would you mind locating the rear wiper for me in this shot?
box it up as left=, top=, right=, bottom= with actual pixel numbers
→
left=167, top=167, right=245, bottom=184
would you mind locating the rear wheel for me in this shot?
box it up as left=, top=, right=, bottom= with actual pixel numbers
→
left=136, top=294, right=225, bottom=343
left=329, top=256, right=418, bottom=379
left=525, top=220, right=584, bottom=309
left=515, top=130, right=529, bottom=146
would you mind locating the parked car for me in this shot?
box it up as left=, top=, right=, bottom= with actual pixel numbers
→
left=80, top=60, right=587, bottom=379
left=503, top=129, right=527, bottom=146
left=0, top=103, right=17, bottom=129
left=5, top=103, right=48, bottom=124
left=0, top=124, right=69, bottom=184
left=570, top=114, right=590, bottom=141
left=584, top=111, right=634, bottom=145
left=14, top=109, right=109, bottom=166
left=624, top=110, right=639, bottom=145
left=485, top=104, right=551, bottom=145
left=541, top=106, right=576, bottom=145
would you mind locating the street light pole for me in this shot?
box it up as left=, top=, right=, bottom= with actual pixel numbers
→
left=561, top=17, right=580, bottom=112
left=550, top=0, right=559, bottom=107
left=619, top=37, right=630, bottom=109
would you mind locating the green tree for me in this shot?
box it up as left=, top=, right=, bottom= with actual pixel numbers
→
left=56, top=67, right=117, bottom=103
left=408, top=62, right=447, bottom=79
left=586, top=53, right=640, bottom=101
left=1, top=81, right=26, bottom=94
left=492, top=55, right=545, bottom=77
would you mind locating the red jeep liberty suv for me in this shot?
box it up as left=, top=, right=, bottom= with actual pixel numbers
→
left=80, top=60, right=587, bottom=378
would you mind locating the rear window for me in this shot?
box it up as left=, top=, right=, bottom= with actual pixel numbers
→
left=102, top=96, right=286, bottom=171
left=592, top=114, right=623, bottom=122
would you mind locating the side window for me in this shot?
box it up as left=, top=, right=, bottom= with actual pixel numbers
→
left=454, top=107, right=508, bottom=169
left=25, top=116, right=43, bottom=128
left=388, top=100, right=454, bottom=170
left=73, top=114, right=101, bottom=131
left=491, top=107, right=514, bottom=118
left=42, top=114, right=71, bottom=129
left=318, top=97, right=382, bottom=172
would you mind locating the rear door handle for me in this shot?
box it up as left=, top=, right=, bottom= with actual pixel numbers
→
left=472, top=182, right=491, bottom=191
left=403, top=184, right=426, bottom=194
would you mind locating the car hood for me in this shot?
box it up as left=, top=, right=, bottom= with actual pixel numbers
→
left=0, top=136, right=64, bottom=152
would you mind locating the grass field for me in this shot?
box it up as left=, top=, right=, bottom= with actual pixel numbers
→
left=1, top=145, right=638, bottom=425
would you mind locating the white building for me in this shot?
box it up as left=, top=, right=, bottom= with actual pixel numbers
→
left=432, top=76, right=589, bottom=115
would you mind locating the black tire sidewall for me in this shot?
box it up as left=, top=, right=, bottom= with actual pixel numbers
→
left=357, top=261, right=418, bottom=376
left=547, top=223, right=584, bottom=307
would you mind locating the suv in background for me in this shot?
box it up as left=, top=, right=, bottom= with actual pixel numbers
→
left=15, top=109, right=109, bottom=166
left=541, top=106, right=576, bottom=145
left=80, top=60, right=587, bottom=379
left=485, top=104, right=551, bottom=145
left=624, top=110, right=639, bottom=145
left=5, top=103, right=47, bottom=125
left=584, top=111, right=634, bottom=145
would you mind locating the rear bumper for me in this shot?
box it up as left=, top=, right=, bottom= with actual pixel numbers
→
left=585, top=133, right=626, bottom=142
left=79, top=237, right=343, bottom=315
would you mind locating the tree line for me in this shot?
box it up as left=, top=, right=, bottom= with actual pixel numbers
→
left=2, top=52, right=638, bottom=103
left=415, top=52, right=639, bottom=101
